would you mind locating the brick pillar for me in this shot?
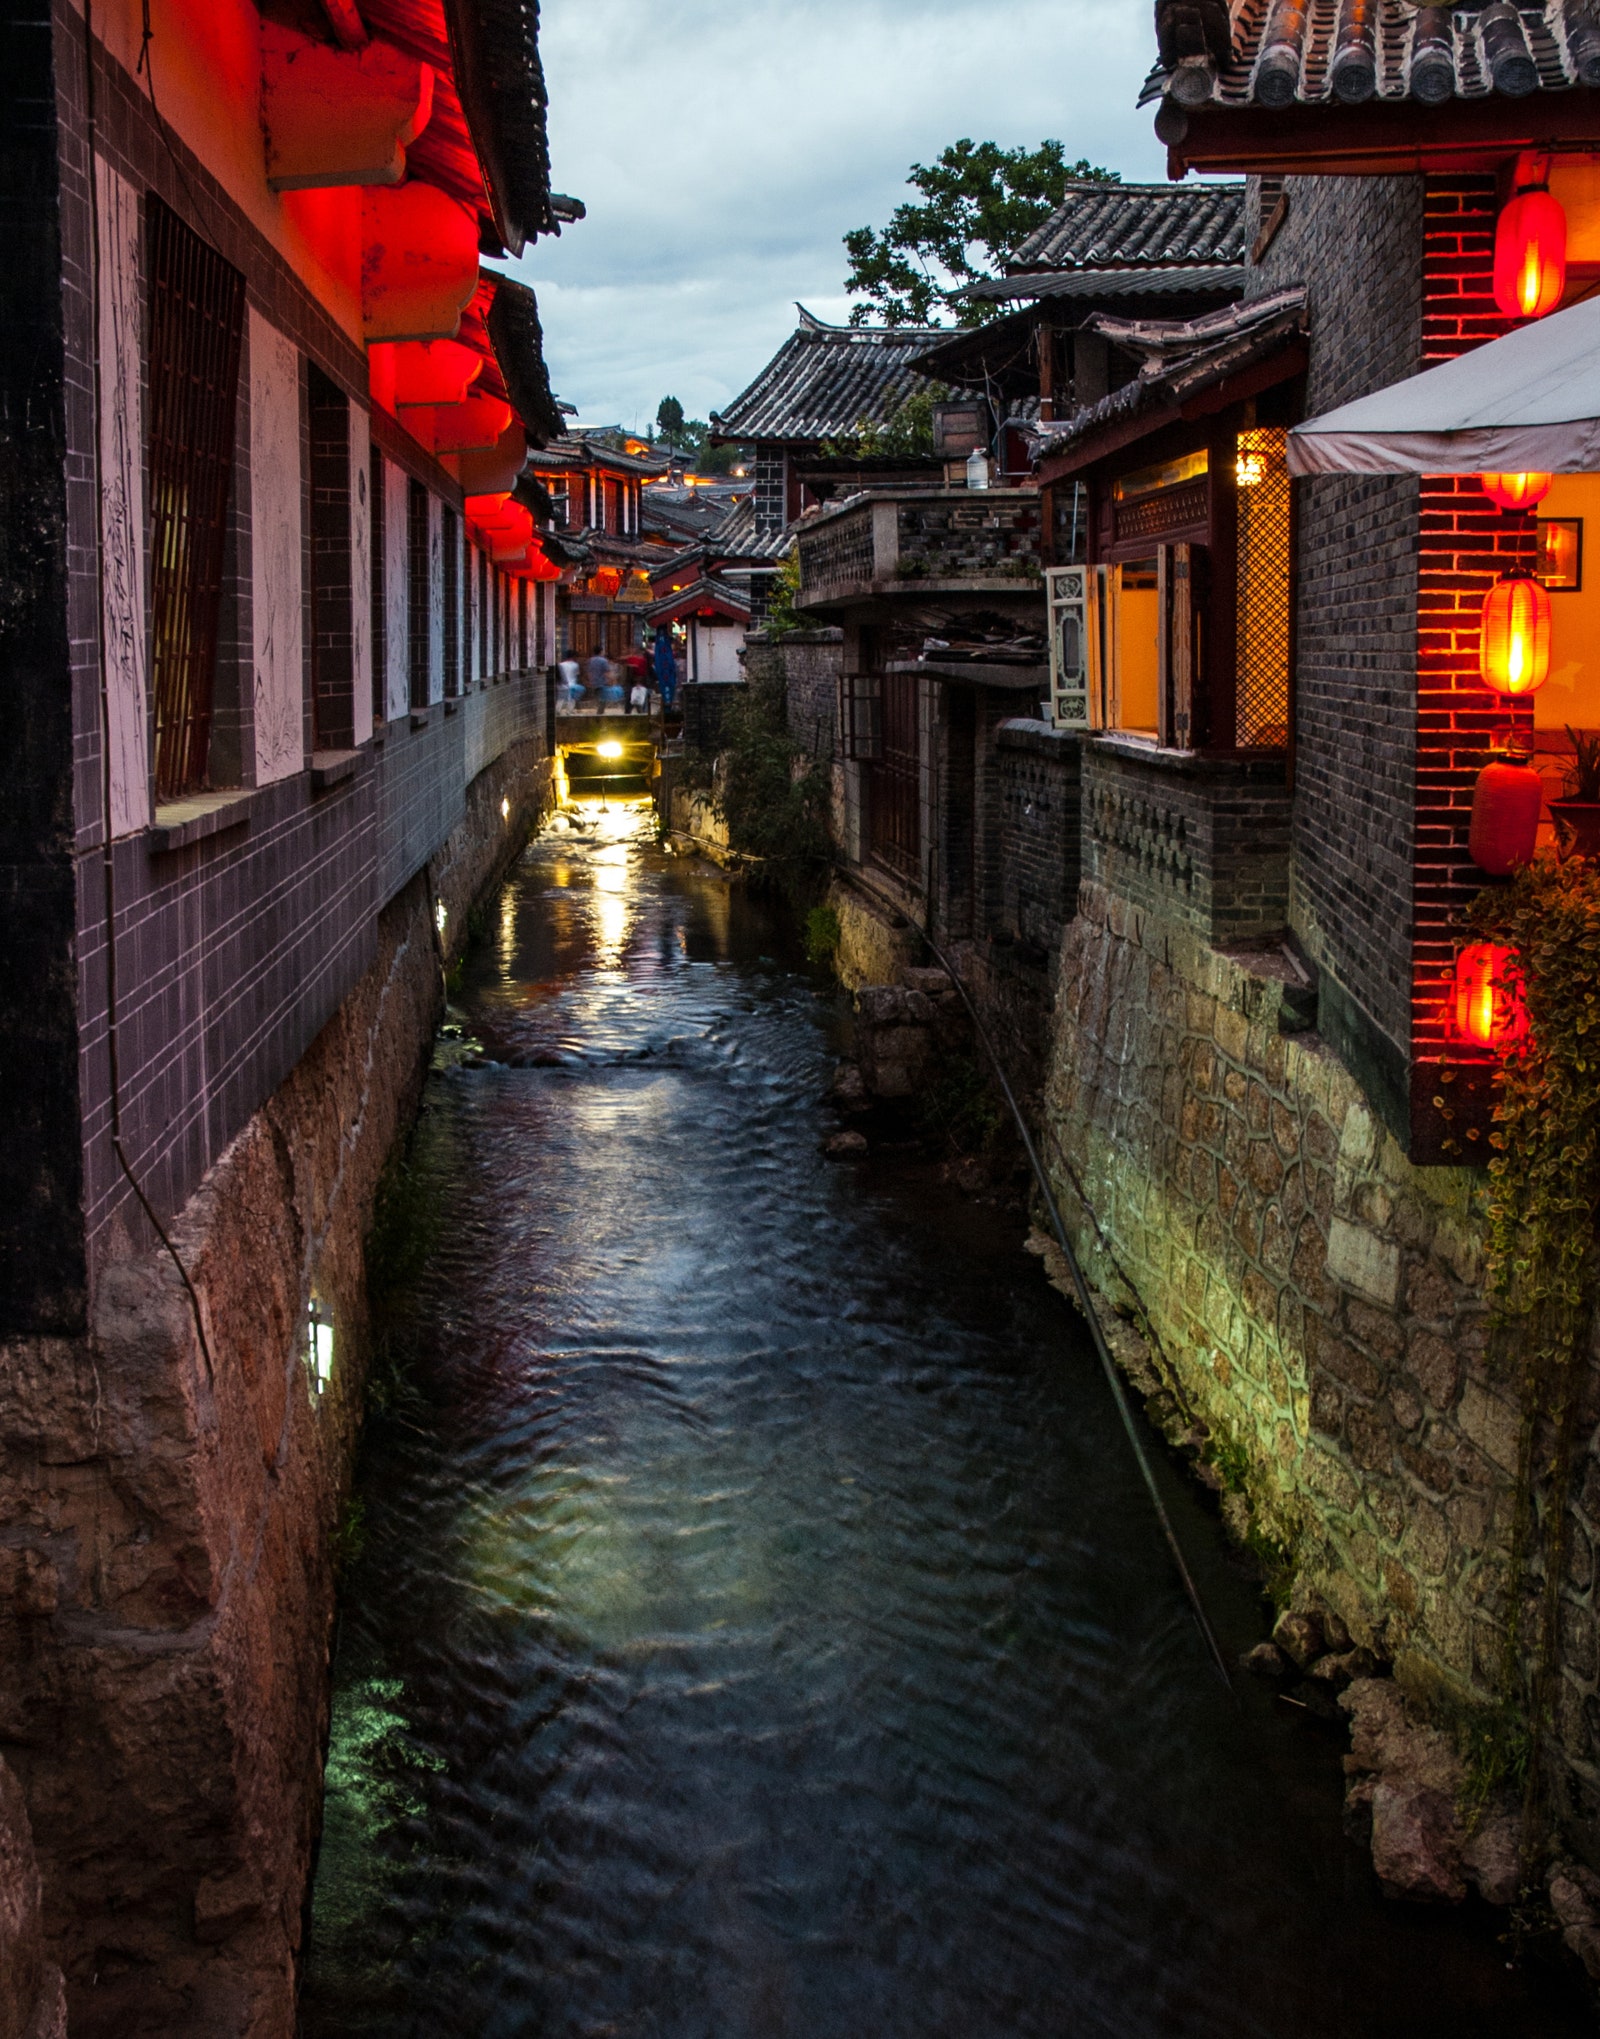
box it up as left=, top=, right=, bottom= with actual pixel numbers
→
left=1410, top=177, right=1536, bottom=1161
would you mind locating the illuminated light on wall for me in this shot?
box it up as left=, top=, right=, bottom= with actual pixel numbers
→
left=500, top=795, right=511, bottom=821
left=1493, top=183, right=1567, bottom=320
left=1479, top=470, right=1552, bottom=512
left=1468, top=758, right=1543, bottom=875
left=1479, top=573, right=1552, bottom=696
left=1454, top=943, right=1529, bottom=1051
left=597, top=740, right=624, bottom=759
left=307, top=1294, right=335, bottom=1395
left=435, top=897, right=448, bottom=936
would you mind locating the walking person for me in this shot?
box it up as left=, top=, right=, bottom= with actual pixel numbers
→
left=652, top=624, right=679, bottom=715
left=586, top=647, right=610, bottom=713
left=559, top=651, right=582, bottom=711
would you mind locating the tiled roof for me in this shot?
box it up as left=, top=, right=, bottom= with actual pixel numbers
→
left=710, top=308, right=944, bottom=446
left=1146, top=0, right=1600, bottom=115
left=704, top=492, right=787, bottom=563
left=1006, top=180, right=1246, bottom=272
left=1032, top=288, right=1308, bottom=467
left=961, top=263, right=1247, bottom=306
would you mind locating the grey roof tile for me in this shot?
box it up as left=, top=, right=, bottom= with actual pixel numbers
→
left=711, top=308, right=945, bottom=445
left=1147, top=0, right=1600, bottom=112
left=1008, top=180, right=1246, bottom=270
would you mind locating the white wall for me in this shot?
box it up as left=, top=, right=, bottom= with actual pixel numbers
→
left=384, top=458, right=408, bottom=721
left=95, top=159, right=149, bottom=834
left=249, top=308, right=304, bottom=785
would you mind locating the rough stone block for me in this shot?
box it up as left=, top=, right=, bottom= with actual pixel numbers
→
left=1328, top=1217, right=1400, bottom=1309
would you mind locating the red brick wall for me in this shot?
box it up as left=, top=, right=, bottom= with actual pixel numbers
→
left=1410, top=178, right=1537, bottom=1163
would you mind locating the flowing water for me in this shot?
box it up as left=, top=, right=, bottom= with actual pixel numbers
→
left=300, top=801, right=1587, bottom=2039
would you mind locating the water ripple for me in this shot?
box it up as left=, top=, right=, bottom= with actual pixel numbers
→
left=303, top=804, right=1586, bottom=2039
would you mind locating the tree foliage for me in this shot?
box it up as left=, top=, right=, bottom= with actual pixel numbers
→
left=844, top=139, right=1119, bottom=328
left=653, top=396, right=745, bottom=475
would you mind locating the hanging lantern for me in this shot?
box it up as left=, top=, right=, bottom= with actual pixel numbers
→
left=1479, top=573, right=1551, bottom=697
left=1468, top=758, right=1543, bottom=875
left=591, top=565, right=623, bottom=598
left=1479, top=471, right=1552, bottom=512
left=1454, top=943, right=1529, bottom=1052
left=1493, top=184, right=1566, bottom=320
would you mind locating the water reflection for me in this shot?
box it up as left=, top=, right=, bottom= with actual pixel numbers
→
left=301, top=807, right=1587, bottom=2039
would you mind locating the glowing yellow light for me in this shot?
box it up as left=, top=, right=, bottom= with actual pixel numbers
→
left=597, top=739, right=623, bottom=759
left=1236, top=452, right=1267, bottom=488
left=500, top=795, right=511, bottom=821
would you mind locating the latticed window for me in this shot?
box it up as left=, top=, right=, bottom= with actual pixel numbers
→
left=868, top=669, right=920, bottom=880
left=1234, top=426, right=1292, bottom=750
left=370, top=446, right=386, bottom=725
left=146, top=197, right=245, bottom=799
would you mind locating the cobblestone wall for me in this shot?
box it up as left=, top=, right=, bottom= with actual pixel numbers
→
left=1043, top=881, right=1600, bottom=1844
left=743, top=628, right=842, bottom=761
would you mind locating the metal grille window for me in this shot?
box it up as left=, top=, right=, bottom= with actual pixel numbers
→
left=370, top=446, right=386, bottom=726
left=407, top=478, right=429, bottom=711
left=442, top=506, right=460, bottom=697
left=1234, top=426, right=1292, bottom=749
left=867, top=669, right=920, bottom=880
left=309, top=366, right=354, bottom=751
left=146, top=196, right=245, bottom=799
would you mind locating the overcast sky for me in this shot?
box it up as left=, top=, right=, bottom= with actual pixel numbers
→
left=508, top=0, right=1169, bottom=434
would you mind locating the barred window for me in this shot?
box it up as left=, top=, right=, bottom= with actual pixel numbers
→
left=146, top=196, right=245, bottom=798
left=442, top=505, right=460, bottom=698
left=407, top=479, right=429, bottom=711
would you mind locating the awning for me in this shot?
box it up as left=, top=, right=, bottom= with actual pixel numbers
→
left=1289, top=293, right=1600, bottom=477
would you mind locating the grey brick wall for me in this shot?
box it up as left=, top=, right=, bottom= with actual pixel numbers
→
left=994, top=718, right=1080, bottom=953
left=1248, top=174, right=1425, bottom=1075
left=1082, top=740, right=1292, bottom=946
left=744, top=628, right=843, bottom=759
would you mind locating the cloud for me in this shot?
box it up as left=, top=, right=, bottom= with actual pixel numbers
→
left=508, top=0, right=1169, bottom=431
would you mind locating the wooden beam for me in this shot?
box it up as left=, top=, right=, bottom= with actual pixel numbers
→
left=319, top=0, right=368, bottom=49
left=1168, top=93, right=1600, bottom=179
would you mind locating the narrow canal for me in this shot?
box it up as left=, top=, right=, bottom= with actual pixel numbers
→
left=300, top=803, right=1586, bottom=2039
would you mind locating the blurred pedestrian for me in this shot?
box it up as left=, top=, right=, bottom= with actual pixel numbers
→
left=652, top=625, right=678, bottom=713
left=559, top=652, right=582, bottom=710
left=586, top=647, right=610, bottom=712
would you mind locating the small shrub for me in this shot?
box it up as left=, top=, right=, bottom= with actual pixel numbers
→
left=803, top=904, right=841, bottom=964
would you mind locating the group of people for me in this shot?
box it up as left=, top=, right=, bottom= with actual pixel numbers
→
left=559, top=624, right=679, bottom=716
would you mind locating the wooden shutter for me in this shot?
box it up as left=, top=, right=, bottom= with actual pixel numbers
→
left=1158, top=542, right=1194, bottom=750
left=1046, top=565, right=1090, bottom=729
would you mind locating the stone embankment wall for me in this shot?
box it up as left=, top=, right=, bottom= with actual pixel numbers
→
left=0, top=1756, right=65, bottom=2039
left=0, top=743, right=549, bottom=2039
left=1042, top=881, right=1600, bottom=1846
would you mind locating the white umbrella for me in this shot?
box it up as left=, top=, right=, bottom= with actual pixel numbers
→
left=1288, top=290, right=1600, bottom=477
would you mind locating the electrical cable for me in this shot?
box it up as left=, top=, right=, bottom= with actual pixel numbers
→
left=848, top=870, right=1234, bottom=1694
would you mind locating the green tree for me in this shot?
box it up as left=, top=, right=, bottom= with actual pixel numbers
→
left=656, top=395, right=689, bottom=447
left=844, top=139, right=1119, bottom=328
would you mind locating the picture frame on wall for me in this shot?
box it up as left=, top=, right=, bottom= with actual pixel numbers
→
left=1537, top=517, right=1583, bottom=592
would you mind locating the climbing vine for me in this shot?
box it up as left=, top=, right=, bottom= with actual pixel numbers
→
left=1469, top=856, right=1600, bottom=1880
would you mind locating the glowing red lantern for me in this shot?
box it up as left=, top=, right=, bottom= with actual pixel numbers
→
left=1468, top=758, right=1543, bottom=875
left=1480, top=573, right=1551, bottom=697
left=1493, top=185, right=1566, bottom=320
left=1454, top=943, right=1529, bottom=1052
left=1479, top=471, right=1552, bottom=512
left=592, top=565, right=623, bottom=598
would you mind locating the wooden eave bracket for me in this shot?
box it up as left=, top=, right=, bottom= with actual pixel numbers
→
left=263, top=23, right=433, bottom=192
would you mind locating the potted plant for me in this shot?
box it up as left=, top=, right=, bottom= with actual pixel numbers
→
left=1550, top=725, right=1600, bottom=862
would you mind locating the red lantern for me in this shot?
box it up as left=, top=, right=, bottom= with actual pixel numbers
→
left=1479, top=471, right=1552, bottom=512
left=1454, top=943, right=1529, bottom=1052
left=1493, top=185, right=1566, bottom=320
left=592, top=565, right=623, bottom=598
left=1480, top=573, right=1551, bottom=697
left=1468, top=758, right=1543, bottom=875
